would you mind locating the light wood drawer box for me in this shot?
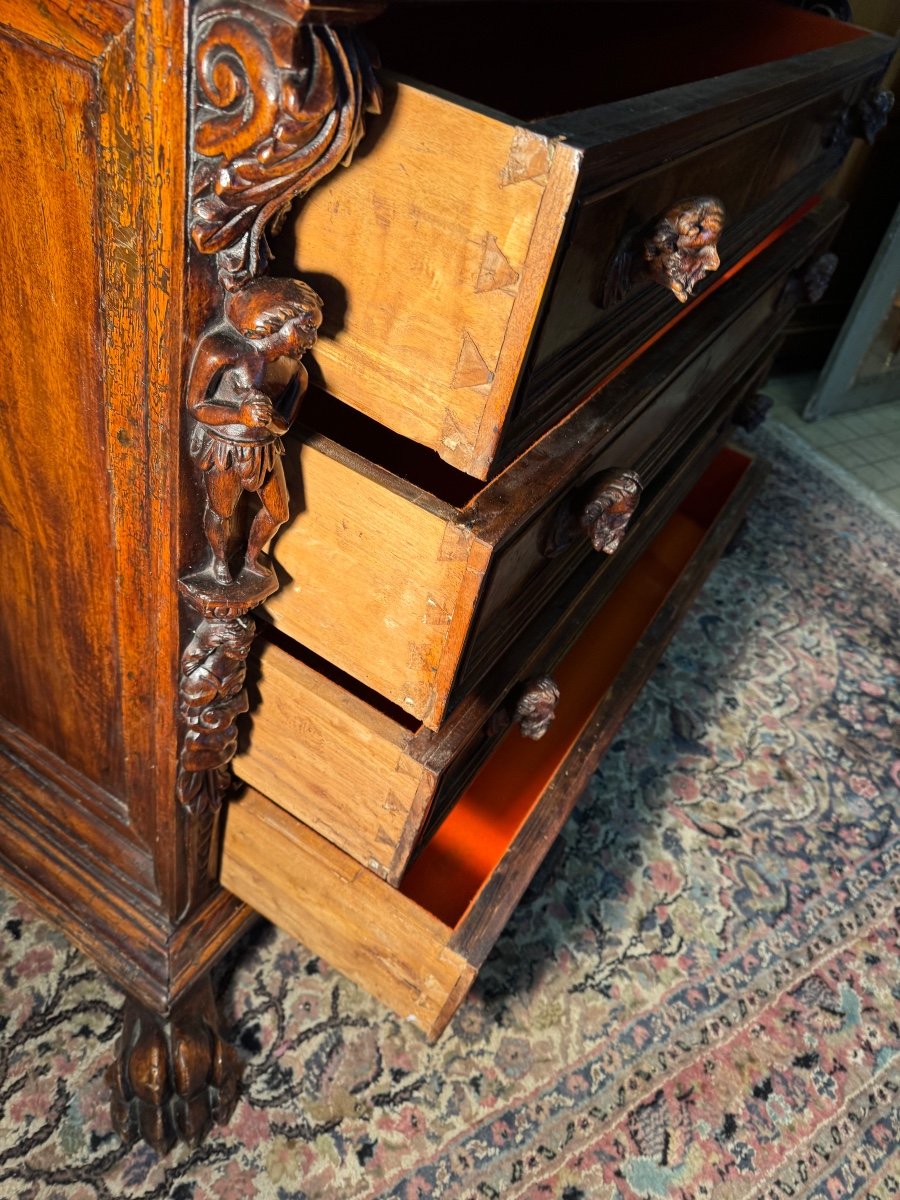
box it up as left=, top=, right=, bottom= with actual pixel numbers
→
left=237, top=367, right=764, bottom=887
left=284, top=1, right=892, bottom=478
left=262, top=203, right=839, bottom=729
left=224, top=444, right=764, bottom=1039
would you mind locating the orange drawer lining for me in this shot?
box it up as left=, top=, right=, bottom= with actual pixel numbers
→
left=400, top=446, right=752, bottom=927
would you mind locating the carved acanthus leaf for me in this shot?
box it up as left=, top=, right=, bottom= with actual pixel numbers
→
left=191, top=3, right=382, bottom=288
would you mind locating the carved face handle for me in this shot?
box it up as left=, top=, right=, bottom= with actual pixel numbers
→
left=579, top=469, right=643, bottom=554
left=857, top=89, right=894, bottom=145
left=733, top=391, right=773, bottom=434
left=643, top=197, right=726, bottom=303
left=487, top=675, right=562, bottom=742
left=543, top=469, right=643, bottom=558
left=780, top=251, right=839, bottom=313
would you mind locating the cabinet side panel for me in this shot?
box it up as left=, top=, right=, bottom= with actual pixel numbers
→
left=0, top=34, right=124, bottom=793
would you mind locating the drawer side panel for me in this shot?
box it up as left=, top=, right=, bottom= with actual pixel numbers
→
left=265, top=440, right=474, bottom=720
left=222, top=788, right=476, bottom=1041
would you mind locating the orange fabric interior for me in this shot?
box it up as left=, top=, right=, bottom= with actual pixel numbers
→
left=400, top=446, right=752, bottom=927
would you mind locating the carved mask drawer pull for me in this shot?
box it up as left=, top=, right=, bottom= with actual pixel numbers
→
left=644, top=197, right=726, bottom=302
left=603, top=197, right=726, bottom=307
left=486, top=676, right=561, bottom=742
left=543, top=469, right=643, bottom=559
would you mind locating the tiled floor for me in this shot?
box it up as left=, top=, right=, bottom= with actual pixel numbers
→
left=766, top=372, right=900, bottom=513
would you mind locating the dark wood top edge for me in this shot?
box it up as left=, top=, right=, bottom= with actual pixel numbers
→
left=534, top=35, right=896, bottom=155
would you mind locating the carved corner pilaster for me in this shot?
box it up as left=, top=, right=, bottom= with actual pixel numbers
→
left=108, top=0, right=382, bottom=1156
left=176, top=0, right=382, bottom=819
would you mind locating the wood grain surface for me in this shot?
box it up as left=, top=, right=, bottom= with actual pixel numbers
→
left=222, top=446, right=764, bottom=1036
left=222, top=787, right=477, bottom=1041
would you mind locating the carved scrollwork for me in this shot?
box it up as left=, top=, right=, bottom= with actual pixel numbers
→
left=603, top=198, right=725, bottom=307
left=191, top=1, right=382, bottom=290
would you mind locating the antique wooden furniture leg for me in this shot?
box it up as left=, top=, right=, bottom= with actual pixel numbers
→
left=0, top=0, right=379, bottom=1156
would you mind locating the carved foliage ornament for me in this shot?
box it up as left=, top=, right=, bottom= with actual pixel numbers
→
left=176, top=615, right=255, bottom=816
left=191, top=1, right=382, bottom=289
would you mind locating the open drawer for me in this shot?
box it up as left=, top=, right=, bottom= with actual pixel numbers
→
left=223, top=445, right=765, bottom=1039
left=237, top=362, right=767, bottom=886
left=282, top=1, right=892, bottom=476
left=262, top=202, right=841, bottom=729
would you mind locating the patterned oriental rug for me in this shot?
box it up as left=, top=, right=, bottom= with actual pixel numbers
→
left=1, top=425, right=899, bottom=1200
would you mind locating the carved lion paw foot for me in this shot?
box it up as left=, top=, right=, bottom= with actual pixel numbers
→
left=107, top=978, right=241, bottom=1155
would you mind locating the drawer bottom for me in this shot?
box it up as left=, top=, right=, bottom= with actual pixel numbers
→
left=221, top=445, right=764, bottom=1039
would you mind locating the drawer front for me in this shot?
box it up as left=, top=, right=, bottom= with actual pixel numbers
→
left=224, top=445, right=765, bottom=1040
left=505, top=87, right=868, bottom=464
left=279, top=18, right=890, bottom=478
left=265, top=201, right=843, bottom=730
left=454, top=282, right=784, bottom=702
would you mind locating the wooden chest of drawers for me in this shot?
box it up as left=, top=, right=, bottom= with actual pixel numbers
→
left=0, top=0, right=894, bottom=1153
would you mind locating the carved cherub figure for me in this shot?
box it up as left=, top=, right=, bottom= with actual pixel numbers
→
left=187, top=277, right=323, bottom=586
left=643, top=197, right=726, bottom=304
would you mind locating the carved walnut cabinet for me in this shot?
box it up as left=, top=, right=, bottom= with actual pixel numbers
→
left=0, top=0, right=894, bottom=1154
